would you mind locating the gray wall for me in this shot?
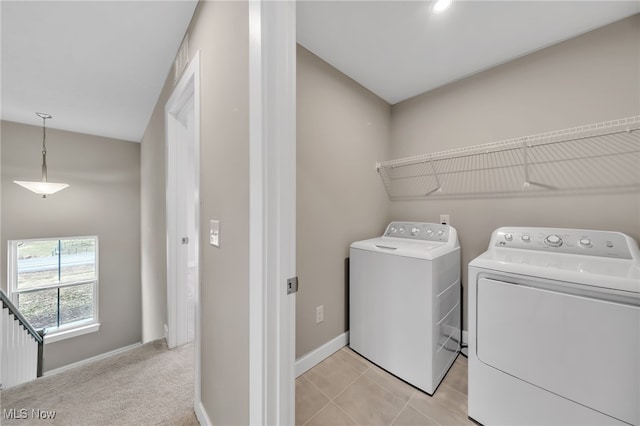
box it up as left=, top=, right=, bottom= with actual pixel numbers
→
left=140, top=67, right=173, bottom=343
left=140, top=1, right=250, bottom=424
left=296, top=46, right=391, bottom=358
left=389, top=14, right=640, bottom=330
left=1, top=120, right=141, bottom=372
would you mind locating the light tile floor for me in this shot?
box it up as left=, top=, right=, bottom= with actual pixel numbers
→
left=296, top=347, right=473, bottom=426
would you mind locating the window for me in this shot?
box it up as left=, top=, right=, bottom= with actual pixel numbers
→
left=8, top=236, right=99, bottom=342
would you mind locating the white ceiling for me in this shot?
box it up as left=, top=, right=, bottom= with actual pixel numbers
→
left=297, top=1, right=640, bottom=105
left=1, top=1, right=638, bottom=143
left=1, top=0, right=198, bottom=142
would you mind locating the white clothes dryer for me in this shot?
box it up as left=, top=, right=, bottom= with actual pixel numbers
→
left=469, top=227, right=640, bottom=426
left=350, top=222, right=461, bottom=395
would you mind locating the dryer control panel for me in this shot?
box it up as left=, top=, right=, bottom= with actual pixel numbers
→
left=492, top=227, right=636, bottom=260
left=384, top=222, right=451, bottom=242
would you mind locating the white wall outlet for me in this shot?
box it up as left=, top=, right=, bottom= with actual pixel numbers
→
left=440, top=214, right=450, bottom=225
left=210, top=220, right=220, bottom=247
left=316, top=305, right=324, bottom=324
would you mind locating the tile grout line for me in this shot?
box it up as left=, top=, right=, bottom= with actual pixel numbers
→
left=440, top=381, right=467, bottom=401
left=332, top=397, right=363, bottom=426
left=406, top=388, right=456, bottom=426
left=326, top=363, right=372, bottom=425
left=303, top=374, right=337, bottom=407
left=387, top=388, right=416, bottom=426
left=365, top=368, right=420, bottom=403
left=331, top=364, right=370, bottom=402
left=339, top=368, right=419, bottom=426
left=301, top=358, right=370, bottom=425
left=302, top=399, right=334, bottom=426
left=303, top=355, right=368, bottom=403
left=300, top=375, right=334, bottom=426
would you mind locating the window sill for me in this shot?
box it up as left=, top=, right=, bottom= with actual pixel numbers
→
left=44, top=322, right=100, bottom=344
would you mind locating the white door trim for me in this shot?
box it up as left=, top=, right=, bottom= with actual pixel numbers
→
left=165, top=50, right=202, bottom=410
left=249, top=2, right=296, bottom=425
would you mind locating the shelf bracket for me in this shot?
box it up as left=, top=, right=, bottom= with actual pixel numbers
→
left=522, top=140, right=530, bottom=188
left=426, top=156, right=442, bottom=195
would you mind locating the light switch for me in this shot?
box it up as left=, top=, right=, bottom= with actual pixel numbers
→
left=210, top=220, right=220, bottom=247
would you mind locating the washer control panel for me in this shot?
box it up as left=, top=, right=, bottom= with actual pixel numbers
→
left=492, top=227, right=633, bottom=259
left=384, top=222, right=450, bottom=242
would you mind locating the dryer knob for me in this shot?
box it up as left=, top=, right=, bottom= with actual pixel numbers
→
left=579, top=238, right=592, bottom=247
left=426, top=229, right=434, bottom=235
left=410, top=227, right=419, bottom=236
left=521, top=234, right=531, bottom=242
left=505, top=233, right=513, bottom=241
left=390, top=227, right=397, bottom=233
left=437, top=230, right=445, bottom=237
left=545, top=234, right=563, bottom=247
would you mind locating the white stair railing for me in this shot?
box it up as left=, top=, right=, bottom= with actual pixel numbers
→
left=1, top=289, right=44, bottom=390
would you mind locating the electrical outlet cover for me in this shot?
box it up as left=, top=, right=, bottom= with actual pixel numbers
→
left=210, top=220, right=220, bottom=247
left=316, top=305, right=324, bottom=324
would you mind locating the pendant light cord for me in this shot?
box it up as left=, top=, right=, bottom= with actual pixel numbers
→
left=36, top=112, right=52, bottom=182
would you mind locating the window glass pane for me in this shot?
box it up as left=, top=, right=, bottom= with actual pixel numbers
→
left=17, top=289, right=58, bottom=330
left=60, top=283, right=94, bottom=326
left=60, top=238, right=96, bottom=283
left=17, top=240, right=59, bottom=289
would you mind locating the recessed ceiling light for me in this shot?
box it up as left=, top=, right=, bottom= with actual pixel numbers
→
left=433, top=0, right=452, bottom=14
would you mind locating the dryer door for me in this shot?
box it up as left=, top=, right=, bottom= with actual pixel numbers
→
left=476, top=277, right=639, bottom=425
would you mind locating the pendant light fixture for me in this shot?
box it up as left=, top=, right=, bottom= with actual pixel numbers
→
left=14, top=112, right=70, bottom=198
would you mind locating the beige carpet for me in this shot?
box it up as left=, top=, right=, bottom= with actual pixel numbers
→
left=1, top=339, right=198, bottom=425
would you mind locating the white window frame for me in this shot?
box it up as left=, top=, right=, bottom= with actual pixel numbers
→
left=7, top=236, right=100, bottom=344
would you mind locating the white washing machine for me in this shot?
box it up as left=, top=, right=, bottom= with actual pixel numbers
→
left=469, top=227, right=640, bottom=426
left=349, top=221, right=461, bottom=395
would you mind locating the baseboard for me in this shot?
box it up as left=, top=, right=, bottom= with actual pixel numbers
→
left=195, top=400, right=213, bottom=426
left=43, top=342, right=142, bottom=377
left=293, top=330, right=466, bottom=378
left=295, top=331, right=349, bottom=377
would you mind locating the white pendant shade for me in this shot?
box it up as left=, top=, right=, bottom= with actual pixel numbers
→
left=14, top=180, right=70, bottom=196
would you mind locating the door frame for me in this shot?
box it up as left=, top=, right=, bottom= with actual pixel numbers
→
left=249, top=1, right=296, bottom=424
left=165, top=51, right=201, bottom=407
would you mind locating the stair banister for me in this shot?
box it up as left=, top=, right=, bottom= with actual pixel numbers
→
left=1, top=288, right=45, bottom=383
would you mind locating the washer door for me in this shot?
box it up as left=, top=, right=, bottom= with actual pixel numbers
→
left=477, top=277, right=639, bottom=425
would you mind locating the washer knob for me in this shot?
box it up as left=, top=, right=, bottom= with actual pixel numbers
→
left=545, top=234, right=563, bottom=247
left=426, top=229, right=434, bottom=235
left=411, top=227, right=419, bottom=236
left=521, top=234, right=531, bottom=242
left=579, top=238, right=592, bottom=247
left=437, top=230, right=445, bottom=237
left=399, top=227, right=405, bottom=233
left=505, top=233, right=513, bottom=241
left=390, top=226, right=397, bottom=234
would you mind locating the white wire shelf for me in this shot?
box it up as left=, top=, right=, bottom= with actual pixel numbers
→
left=377, top=116, right=640, bottom=200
